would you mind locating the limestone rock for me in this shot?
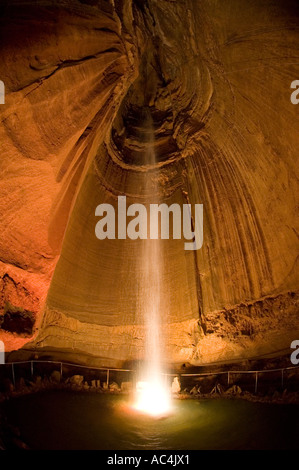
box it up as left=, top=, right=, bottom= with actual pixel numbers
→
left=109, top=381, right=120, bottom=392
left=121, top=381, right=133, bottom=392
left=91, top=379, right=101, bottom=389
left=171, top=377, right=181, bottom=394
left=225, top=385, right=242, bottom=396
left=83, top=381, right=89, bottom=390
left=34, top=376, right=42, bottom=387
left=69, top=375, right=84, bottom=386
left=50, top=370, right=61, bottom=384
left=16, top=377, right=27, bottom=392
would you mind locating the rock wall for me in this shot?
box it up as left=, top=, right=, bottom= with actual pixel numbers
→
left=0, top=0, right=298, bottom=366
left=0, top=0, right=138, bottom=351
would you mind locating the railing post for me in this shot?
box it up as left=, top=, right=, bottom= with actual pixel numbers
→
left=11, top=363, right=15, bottom=387
left=281, top=369, right=284, bottom=389
left=255, top=371, right=258, bottom=394
left=60, top=362, right=63, bottom=378
left=227, top=371, right=230, bottom=385
left=107, top=369, right=109, bottom=388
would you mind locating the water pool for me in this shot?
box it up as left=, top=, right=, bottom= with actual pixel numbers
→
left=3, top=391, right=299, bottom=450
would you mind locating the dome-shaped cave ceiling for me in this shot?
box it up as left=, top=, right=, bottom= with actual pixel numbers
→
left=0, top=0, right=298, bottom=367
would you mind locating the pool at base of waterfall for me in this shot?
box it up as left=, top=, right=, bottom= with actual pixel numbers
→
left=2, top=390, right=299, bottom=450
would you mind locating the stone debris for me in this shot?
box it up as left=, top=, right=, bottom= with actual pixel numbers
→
left=210, top=383, right=223, bottom=395
left=91, top=379, right=101, bottom=388
left=69, top=375, right=84, bottom=386
left=225, top=385, right=242, bottom=396
left=171, top=377, right=181, bottom=394
left=50, top=370, right=61, bottom=384
left=109, top=382, right=120, bottom=392
left=121, top=381, right=133, bottom=392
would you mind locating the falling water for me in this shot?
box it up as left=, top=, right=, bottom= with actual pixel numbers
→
left=133, top=110, right=171, bottom=417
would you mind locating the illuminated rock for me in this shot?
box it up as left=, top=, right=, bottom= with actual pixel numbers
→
left=171, top=377, right=181, bottom=394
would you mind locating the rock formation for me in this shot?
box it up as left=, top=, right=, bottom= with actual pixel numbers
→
left=0, top=0, right=298, bottom=367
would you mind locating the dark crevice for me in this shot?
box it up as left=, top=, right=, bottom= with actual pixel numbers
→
left=0, top=303, right=35, bottom=336
left=16, top=47, right=122, bottom=95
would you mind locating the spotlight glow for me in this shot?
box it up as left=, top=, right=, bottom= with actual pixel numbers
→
left=133, top=379, right=172, bottom=417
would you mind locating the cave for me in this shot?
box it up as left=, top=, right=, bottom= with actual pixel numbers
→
left=0, top=0, right=298, bottom=452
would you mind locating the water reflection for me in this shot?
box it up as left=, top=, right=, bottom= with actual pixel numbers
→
left=4, top=391, right=299, bottom=450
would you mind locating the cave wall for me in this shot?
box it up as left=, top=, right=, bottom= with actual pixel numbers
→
left=0, top=0, right=298, bottom=366
left=0, top=0, right=138, bottom=350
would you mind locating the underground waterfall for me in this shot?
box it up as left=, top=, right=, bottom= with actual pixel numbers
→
left=0, top=0, right=298, bottom=453
left=132, top=110, right=172, bottom=417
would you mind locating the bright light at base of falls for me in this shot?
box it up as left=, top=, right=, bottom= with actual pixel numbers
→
left=133, top=379, right=172, bottom=417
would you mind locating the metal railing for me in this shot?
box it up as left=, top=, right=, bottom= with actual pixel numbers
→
left=1, top=360, right=134, bottom=388
left=1, top=360, right=298, bottom=393
left=163, top=365, right=299, bottom=393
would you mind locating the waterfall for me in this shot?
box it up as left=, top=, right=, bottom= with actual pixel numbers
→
left=133, top=109, right=171, bottom=417
left=142, top=111, right=162, bottom=388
